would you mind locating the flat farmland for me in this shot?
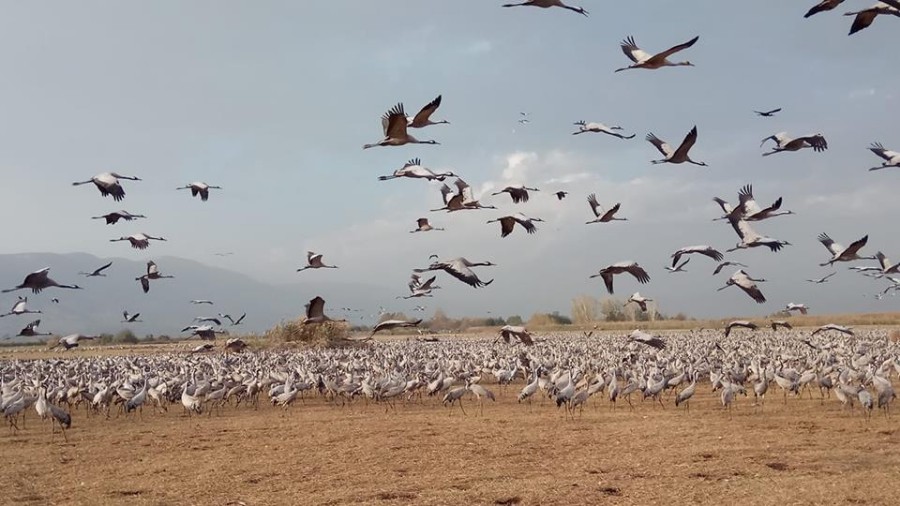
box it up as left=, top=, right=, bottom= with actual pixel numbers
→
left=3, top=373, right=899, bottom=506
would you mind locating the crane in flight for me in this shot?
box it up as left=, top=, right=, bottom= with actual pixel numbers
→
left=406, top=95, right=449, bottom=128
left=79, top=261, right=113, bottom=277
left=867, top=142, right=900, bottom=171
left=586, top=194, right=627, bottom=224
left=2, top=268, right=82, bottom=294
left=818, top=233, right=873, bottom=266
left=717, top=269, right=767, bottom=303
left=363, top=103, right=440, bottom=149
left=502, top=0, right=588, bottom=17
left=614, top=35, right=699, bottom=72
left=590, top=262, right=650, bottom=294
left=72, top=172, right=141, bottom=201
left=761, top=132, right=828, bottom=156
left=646, top=126, right=707, bottom=166
left=297, top=252, right=338, bottom=272
left=754, top=108, right=782, bottom=117
left=572, top=121, right=635, bottom=139
left=413, top=258, right=496, bottom=288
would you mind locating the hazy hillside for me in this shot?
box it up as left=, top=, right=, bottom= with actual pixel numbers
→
left=0, top=252, right=392, bottom=340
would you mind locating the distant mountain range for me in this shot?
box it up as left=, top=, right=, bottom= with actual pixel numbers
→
left=0, top=252, right=392, bottom=340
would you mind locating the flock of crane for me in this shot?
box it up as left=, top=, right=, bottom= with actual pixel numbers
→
left=2, top=1, right=900, bottom=438
left=2, top=327, right=898, bottom=440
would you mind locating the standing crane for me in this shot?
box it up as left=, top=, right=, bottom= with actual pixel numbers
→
left=363, top=103, right=440, bottom=149
left=615, top=35, right=699, bottom=72
left=72, top=172, right=141, bottom=201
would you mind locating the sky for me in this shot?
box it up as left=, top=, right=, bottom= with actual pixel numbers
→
left=1, top=0, right=900, bottom=322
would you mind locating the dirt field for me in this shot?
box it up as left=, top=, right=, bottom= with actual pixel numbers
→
left=3, top=376, right=899, bottom=506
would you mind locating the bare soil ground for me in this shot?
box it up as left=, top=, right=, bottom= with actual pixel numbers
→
left=3, top=376, right=900, bottom=506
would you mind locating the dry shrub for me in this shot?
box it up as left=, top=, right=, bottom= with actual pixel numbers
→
left=889, top=329, right=900, bottom=343
left=263, top=319, right=350, bottom=347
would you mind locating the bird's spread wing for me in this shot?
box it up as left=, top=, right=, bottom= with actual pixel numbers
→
left=817, top=233, right=840, bottom=255
left=798, top=134, right=828, bottom=152
left=601, top=272, right=615, bottom=294
left=737, top=184, right=762, bottom=216
left=601, top=203, right=621, bottom=221
left=627, top=265, right=651, bottom=284
left=656, top=35, right=699, bottom=60
left=412, top=95, right=441, bottom=125
left=619, top=36, right=650, bottom=63
left=307, top=296, right=326, bottom=318
left=383, top=103, right=407, bottom=138
left=844, top=235, right=868, bottom=256
left=587, top=193, right=602, bottom=217
left=645, top=133, right=671, bottom=156
left=673, top=126, right=699, bottom=159
left=445, top=262, right=490, bottom=288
